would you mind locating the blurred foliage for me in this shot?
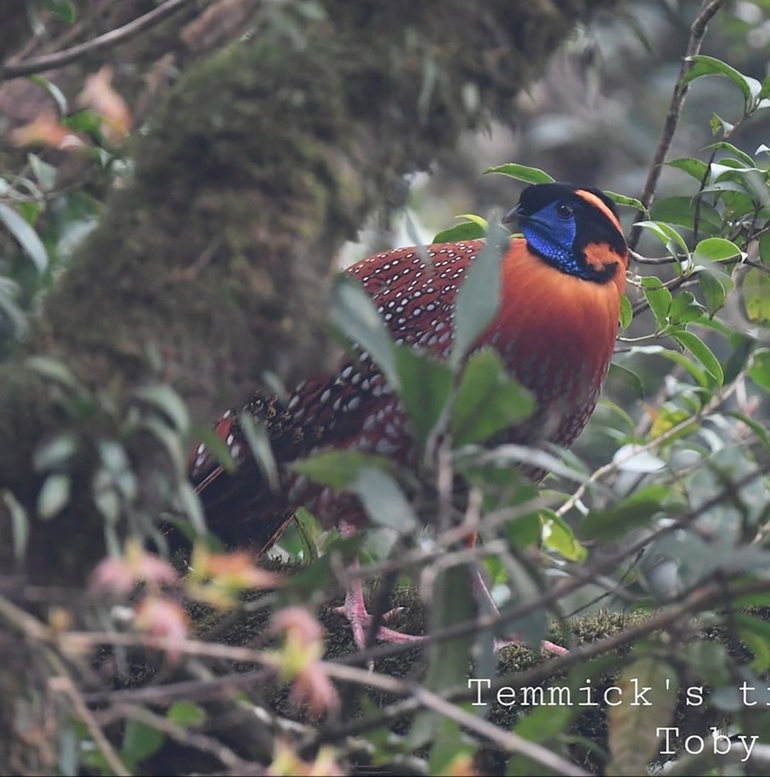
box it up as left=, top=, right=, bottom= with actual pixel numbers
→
left=3, top=0, right=770, bottom=776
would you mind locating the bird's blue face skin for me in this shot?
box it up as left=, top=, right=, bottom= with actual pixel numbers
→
left=505, top=182, right=627, bottom=284
left=519, top=200, right=586, bottom=278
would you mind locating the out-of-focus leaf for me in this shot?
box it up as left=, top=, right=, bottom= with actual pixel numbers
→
left=28, top=153, right=58, bottom=191
left=580, top=485, right=672, bottom=541
left=134, top=385, right=190, bottom=433
left=607, top=658, right=678, bottom=776
left=394, top=345, right=453, bottom=445
left=432, top=219, right=486, bottom=244
left=239, top=413, right=279, bottom=491
left=451, top=348, right=534, bottom=445
left=4, top=490, right=29, bottom=561
left=121, top=719, right=164, bottom=766
left=0, top=201, right=48, bottom=272
left=412, top=564, right=477, bottom=751
left=612, top=444, right=665, bottom=474
left=649, top=405, right=698, bottom=440
left=176, top=481, right=207, bottom=536
left=749, top=348, right=770, bottom=392
left=330, top=275, right=399, bottom=390
left=293, top=450, right=389, bottom=490
left=42, top=0, right=77, bottom=23
left=33, top=433, right=78, bottom=472
left=743, top=267, right=770, bottom=324
left=188, top=423, right=237, bottom=474
left=503, top=511, right=541, bottom=550
left=167, top=701, right=207, bottom=727
left=484, top=163, right=554, bottom=184
left=450, top=222, right=509, bottom=369
left=350, top=467, right=418, bottom=533
left=38, top=473, right=71, bottom=519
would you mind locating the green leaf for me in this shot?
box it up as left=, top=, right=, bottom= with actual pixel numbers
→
left=671, top=329, right=723, bottom=385
left=167, top=701, right=207, bottom=727
left=580, top=485, right=671, bottom=541
left=393, top=345, right=453, bottom=445
left=28, top=153, right=57, bottom=192
left=666, top=157, right=709, bottom=182
left=483, top=163, right=554, bottom=184
left=451, top=348, right=534, bottom=445
left=134, top=385, right=190, bottom=433
left=668, top=291, right=703, bottom=325
left=176, top=481, right=207, bottom=537
left=707, top=140, right=755, bottom=167
left=4, top=490, right=29, bottom=561
left=693, top=236, right=742, bottom=263
left=433, top=219, right=486, bottom=244
left=121, top=719, right=164, bottom=765
left=514, top=701, right=574, bottom=743
left=749, top=348, right=770, bottom=392
left=743, top=267, right=770, bottom=324
left=603, top=191, right=646, bottom=212
left=37, top=473, right=71, bottom=519
left=0, top=201, right=48, bottom=273
left=350, top=467, right=418, bottom=532
left=33, top=433, right=78, bottom=472
left=627, top=345, right=709, bottom=388
left=188, top=422, right=237, bottom=474
left=238, top=412, right=279, bottom=491
left=650, top=196, right=721, bottom=232
left=635, top=220, right=690, bottom=262
left=619, top=295, right=633, bottom=331
left=450, top=222, right=509, bottom=369
left=640, top=277, right=671, bottom=327
left=541, top=510, right=587, bottom=562
left=42, top=0, right=77, bottom=23
left=698, top=271, right=727, bottom=317
left=293, top=450, right=388, bottom=490
left=28, top=75, right=69, bottom=115
left=682, top=55, right=763, bottom=110
left=139, top=417, right=186, bottom=477
left=503, top=511, right=541, bottom=550
left=607, top=658, right=678, bottom=776
left=330, top=275, right=399, bottom=390
left=414, top=565, right=476, bottom=749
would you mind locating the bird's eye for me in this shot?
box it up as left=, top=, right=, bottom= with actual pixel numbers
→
left=555, top=202, right=574, bottom=220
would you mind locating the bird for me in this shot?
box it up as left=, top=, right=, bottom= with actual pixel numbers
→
left=186, top=182, right=629, bottom=652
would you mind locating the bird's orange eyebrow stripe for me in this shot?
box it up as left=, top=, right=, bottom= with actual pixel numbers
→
left=575, top=189, right=624, bottom=236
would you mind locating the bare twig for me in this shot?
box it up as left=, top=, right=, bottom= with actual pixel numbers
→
left=629, top=0, right=729, bottom=250
left=2, top=0, right=195, bottom=79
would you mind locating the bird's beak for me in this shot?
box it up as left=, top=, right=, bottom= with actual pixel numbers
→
left=502, top=202, right=524, bottom=226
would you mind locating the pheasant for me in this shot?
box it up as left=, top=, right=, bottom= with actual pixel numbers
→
left=187, top=182, right=629, bottom=652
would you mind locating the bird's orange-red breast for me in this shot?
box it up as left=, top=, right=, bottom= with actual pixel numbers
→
left=186, top=183, right=628, bottom=552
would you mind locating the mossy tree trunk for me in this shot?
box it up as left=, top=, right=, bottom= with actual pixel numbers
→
left=0, top=0, right=616, bottom=771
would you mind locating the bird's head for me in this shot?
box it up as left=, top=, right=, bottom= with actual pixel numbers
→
left=504, top=183, right=628, bottom=284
